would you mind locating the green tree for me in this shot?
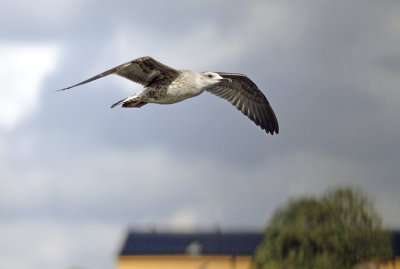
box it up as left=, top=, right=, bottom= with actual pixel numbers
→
left=252, top=187, right=392, bottom=269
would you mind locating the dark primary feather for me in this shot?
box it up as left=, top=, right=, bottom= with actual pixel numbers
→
left=205, top=73, right=279, bottom=134
left=58, top=56, right=179, bottom=91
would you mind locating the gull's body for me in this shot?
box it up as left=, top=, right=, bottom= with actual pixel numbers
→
left=112, top=69, right=209, bottom=107
left=60, top=56, right=279, bottom=134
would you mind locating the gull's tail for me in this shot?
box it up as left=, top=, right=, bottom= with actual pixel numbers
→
left=111, top=94, right=147, bottom=108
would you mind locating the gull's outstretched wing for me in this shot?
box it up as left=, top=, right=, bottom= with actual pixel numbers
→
left=59, top=56, right=180, bottom=91
left=205, top=72, right=279, bottom=134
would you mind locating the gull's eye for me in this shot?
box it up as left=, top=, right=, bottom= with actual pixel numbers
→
left=208, top=74, right=213, bottom=78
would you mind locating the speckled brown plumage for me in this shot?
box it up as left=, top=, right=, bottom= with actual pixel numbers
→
left=59, top=57, right=179, bottom=91
left=206, top=73, right=279, bottom=134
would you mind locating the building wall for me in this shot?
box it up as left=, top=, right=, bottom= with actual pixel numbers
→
left=356, top=259, right=400, bottom=269
left=379, top=259, right=400, bottom=269
left=118, top=255, right=400, bottom=269
left=117, top=255, right=252, bottom=269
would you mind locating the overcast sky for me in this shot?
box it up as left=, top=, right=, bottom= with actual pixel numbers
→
left=1, top=1, right=399, bottom=269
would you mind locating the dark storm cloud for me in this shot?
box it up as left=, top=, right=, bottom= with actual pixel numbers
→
left=7, top=0, right=400, bottom=222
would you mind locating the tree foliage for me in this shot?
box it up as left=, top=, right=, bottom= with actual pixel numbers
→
left=252, top=187, right=392, bottom=269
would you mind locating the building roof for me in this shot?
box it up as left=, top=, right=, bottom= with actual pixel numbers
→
left=119, top=230, right=400, bottom=257
left=119, top=231, right=263, bottom=256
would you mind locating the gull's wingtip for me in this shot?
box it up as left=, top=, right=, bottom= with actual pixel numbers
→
left=264, top=123, right=279, bottom=135
left=266, top=130, right=278, bottom=135
left=56, top=84, right=77, bottom=92
left=110, top=103, right=119, bottom=109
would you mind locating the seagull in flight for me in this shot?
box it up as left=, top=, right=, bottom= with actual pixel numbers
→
left=59, top=56, right=279, bottom=134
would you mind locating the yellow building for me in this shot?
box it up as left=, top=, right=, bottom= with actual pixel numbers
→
left=117, top=232, right=262, bottom=269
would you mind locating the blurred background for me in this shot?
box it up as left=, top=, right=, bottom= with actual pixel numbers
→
left=0, top=0, right=399, bottom=268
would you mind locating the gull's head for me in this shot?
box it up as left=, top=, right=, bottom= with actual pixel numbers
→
left=200, top=72, right=232, bottom=87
